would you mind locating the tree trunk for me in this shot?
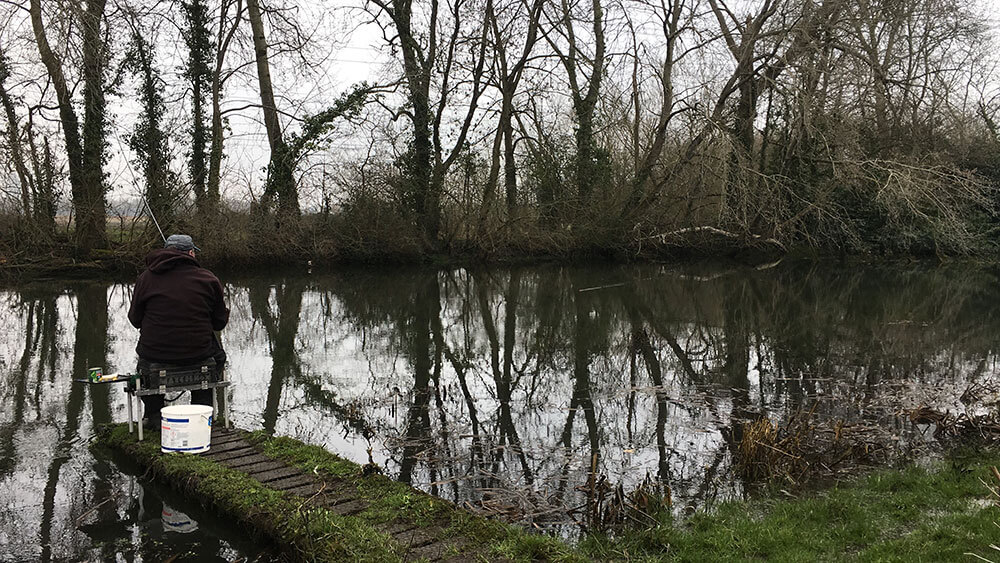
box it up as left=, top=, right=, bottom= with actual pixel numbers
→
left=183, top=0, right=213, bottom=212
left=627, top=0, right=680, bottom=215
left=29, top=0, right=94, bottom=251
left=392, top=0, right=436, bottom=243
left=575, top=110, right=596, bottom=200
left=480, top=0, right=543, bottom=227
left=247, top=0, right=298, bottom=216
left=27, top=125, right=57, bottom=237
left=79, top=0, right=109, bottom=251
left=0, top=54, right=34, bottom=219
left=502, top=109, right=517, bottom=215
left=207, top=82, right=223, bottom=215
left=191, top=88, right=207, bottom=205
left=482, top=103, right=504, bottom=227
left=129, top=31, right=173, bottom=231
left=207, top=0, right=242, bottom=217
left=553, top=0, right=605, bottom=203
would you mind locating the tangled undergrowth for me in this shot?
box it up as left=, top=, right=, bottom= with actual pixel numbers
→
left=730, top=406, right=895, bottom=485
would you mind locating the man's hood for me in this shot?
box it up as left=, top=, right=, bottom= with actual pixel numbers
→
left=145, top=248, right=199, bottom=273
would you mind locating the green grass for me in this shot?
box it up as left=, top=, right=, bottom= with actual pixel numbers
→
left=581, top=453, right=1000, bottom=562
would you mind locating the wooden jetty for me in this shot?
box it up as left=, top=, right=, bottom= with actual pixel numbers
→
left=97, top=424, right=577, bottom=563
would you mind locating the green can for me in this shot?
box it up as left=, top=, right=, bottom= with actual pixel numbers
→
left=88, top=366, right=102, bottom=382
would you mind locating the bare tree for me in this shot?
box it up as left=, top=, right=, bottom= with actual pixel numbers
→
left=123, top=11, right=177, bottom=232
left=365, top=0, right=489, bottom=246
left=480, top=0, right=545, bottom=227
left=207, top=0, right=244, bottom=215
left=182, top=0, right=214, bottom=214
left=247, top=0, right=298, bottom=216
left=29, top=0, right=109, bottom=253
left=623, top=0, right=693, bottom=214
left=0, top=49, right=33, bottom=219
left=544, top=0, right=607, bottom=203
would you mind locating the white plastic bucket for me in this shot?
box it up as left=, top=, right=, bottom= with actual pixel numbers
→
left=161, top=405, right=213, bottom=454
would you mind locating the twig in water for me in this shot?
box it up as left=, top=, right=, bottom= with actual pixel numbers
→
left=74, top=493, right=119, bottom=526
left=753, top=440, right=802, bottom=460
left=298, top=481, right=328, bottom=510
left=578, top=283, right=625, bottom=293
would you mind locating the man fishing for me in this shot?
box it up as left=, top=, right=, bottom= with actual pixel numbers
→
left=128, top=234, right=229, bottom=429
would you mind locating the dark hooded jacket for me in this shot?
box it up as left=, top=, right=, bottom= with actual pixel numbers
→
left=128, top=248, right=229, bottom=364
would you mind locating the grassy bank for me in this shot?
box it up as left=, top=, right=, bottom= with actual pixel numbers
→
left=96, top=424, right=580, bottom=562
left=585, top=451, right=1000, bottom=562
left=97, top=424, right=1000, bottom=561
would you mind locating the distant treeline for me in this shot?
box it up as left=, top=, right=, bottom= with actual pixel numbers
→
left=1, top=0, right=999, bottom=266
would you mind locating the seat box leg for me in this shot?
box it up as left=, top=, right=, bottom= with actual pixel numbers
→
left=137, top=378, right=144, bottom=442
left=127, top=390, right=134, bottom=434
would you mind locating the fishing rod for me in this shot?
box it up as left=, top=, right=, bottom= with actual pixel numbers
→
left=141, top=193, right=167, bottom=244
left=110, top=123, right=167, bottom=244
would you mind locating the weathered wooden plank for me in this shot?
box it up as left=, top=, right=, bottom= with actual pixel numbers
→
left=266, top=474, right=316, bottom=490
left=248, top=466, right=303, bottom=483
left=209, top=430, right=244, bottom=445
left=202, top=445, right=256, bottom=463
left=224, top=454, right=275, bottom=469
left=284, top=483, right=328, bottom=498
left=203, top=439, right=251, bottom=455
left=228, top=459, right=285, bottom=474
left=327, top=498, right=368, bottom=516
left=408, top=538, right=470, bottom=562
left=326, top=498, right=368, bottom=516
left=380, top=520, right=422, bottom=537
left=397, top=527, right=438, bottom=550
left=438, top=552, right=479, bottom=563
left=321, top=493, right=358, bottom=509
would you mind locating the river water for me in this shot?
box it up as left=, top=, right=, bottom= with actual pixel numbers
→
left=1, top=261, right=998, bottom=560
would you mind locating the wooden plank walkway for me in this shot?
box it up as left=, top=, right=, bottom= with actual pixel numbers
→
left=196, top=427, right=479, bottom=562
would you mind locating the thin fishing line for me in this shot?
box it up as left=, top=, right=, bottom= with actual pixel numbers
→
left=111, top=124, right=167, bottom=243
left=142, top=193, right=167, bottom=244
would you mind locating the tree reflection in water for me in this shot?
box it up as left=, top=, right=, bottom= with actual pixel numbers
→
left=0, top=283, right=265, bottom=561
left=286, top=263, right=1000, bottom=527
left=4, top=261, right=1000, bottom=547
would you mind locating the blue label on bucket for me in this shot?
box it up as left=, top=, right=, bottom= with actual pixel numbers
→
left=164, top=417, right=190, bottom=423
left=208, top=415, right=213, bottom=426
left=162, top=445, right=209, bottom=452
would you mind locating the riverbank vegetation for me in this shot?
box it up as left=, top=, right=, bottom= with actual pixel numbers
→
left=3, top=0, right=1000, bottom=270
left=98, top=422, right=1000, bottom=561
left=587, top=451, right=1000, bottom=561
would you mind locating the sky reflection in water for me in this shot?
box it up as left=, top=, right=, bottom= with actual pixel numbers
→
left=1, top=261, right=999, bottom=558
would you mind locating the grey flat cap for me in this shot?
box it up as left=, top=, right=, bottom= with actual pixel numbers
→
left=164, top=234, right=201, bottom=252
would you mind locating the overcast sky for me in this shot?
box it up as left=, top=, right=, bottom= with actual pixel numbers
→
left=4, top=0, right=1000, bottom=213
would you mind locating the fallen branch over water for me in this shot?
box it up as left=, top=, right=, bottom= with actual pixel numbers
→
left=638, top=226, right=788, bottom=257
left=908, top=405, right=1000, bottom=443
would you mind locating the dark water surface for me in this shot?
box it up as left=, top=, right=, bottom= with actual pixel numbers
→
left=2, top=261, right=998, bottom=560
